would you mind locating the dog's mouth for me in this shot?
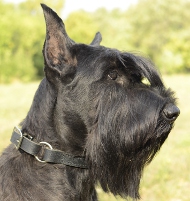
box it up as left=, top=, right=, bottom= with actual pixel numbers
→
left=132, top=120, right=173, bottom=165
left=144, top=132, right=169, bottom=150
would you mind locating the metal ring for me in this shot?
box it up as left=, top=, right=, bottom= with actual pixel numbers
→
left=15, top=126, right=23, bottom=137
left=15, top=126, right=23, bottom=150
left=35, top=142, right=53, bottom=163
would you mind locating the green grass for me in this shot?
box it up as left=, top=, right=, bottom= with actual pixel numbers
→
left=0, top=75, right=190, bottom=201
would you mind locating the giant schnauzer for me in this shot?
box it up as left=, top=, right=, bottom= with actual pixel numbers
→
left=0, top=4, right=180, bottom=201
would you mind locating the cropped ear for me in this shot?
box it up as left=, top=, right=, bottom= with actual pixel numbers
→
left=90, top=32, right=102, bottom=46
left=41, top=4, right=76, bottom=83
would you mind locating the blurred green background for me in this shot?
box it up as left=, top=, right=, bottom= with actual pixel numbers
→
left=0, top=0, right=190, bottom=200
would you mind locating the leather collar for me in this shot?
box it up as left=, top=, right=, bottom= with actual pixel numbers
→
left=10, top=127, right=88, bottom=169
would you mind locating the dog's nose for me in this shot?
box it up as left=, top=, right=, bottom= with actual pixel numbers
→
left=163, top=103, right=180, bottom=121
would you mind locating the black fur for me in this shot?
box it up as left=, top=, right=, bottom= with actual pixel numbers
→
left=0, top=4, right=179, bottom=201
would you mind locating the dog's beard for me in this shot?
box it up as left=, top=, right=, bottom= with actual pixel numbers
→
left=86, top=86, right=172, bottom=199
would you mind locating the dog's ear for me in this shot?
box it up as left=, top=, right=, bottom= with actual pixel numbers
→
left=41, top=4, right=76, bottom=84
left=90, top=32, right=102, bottom=46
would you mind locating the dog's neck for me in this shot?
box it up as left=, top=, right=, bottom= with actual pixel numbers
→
left=21, top=79, right=57, bottom=144
left=21, top=79, right=85, bottom=154
left=17, top=78, right=96, bottom=200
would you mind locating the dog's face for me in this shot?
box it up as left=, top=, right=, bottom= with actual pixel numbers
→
left=41, top=4, right=180, bottom=199
left=84, top=50, right=179, bottom=198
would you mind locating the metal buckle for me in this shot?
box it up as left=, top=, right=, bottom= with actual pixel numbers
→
left=14, top=126, right=23, bottom=150
left=35, top=142, right=53, bottom=163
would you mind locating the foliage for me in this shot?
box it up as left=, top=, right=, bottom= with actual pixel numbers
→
left=0, top=0, right=64, bottom=82
left=126, top=0, right=190, bottom=74
left=66, top=0, right=190, bottom=74
left=65, top=11, right=98, bottom=44
left=1, top=0, right=190, bottom=82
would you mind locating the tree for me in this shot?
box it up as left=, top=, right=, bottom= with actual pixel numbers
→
left=126, top=0, right=190, bottom=73
left=65, top=10, right=98, bottom=44
left=0, top=0, right=64, bottom=82
left=1, top=0, right=190, bottom=82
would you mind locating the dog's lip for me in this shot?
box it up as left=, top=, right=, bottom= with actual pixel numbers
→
left=163, top=115, right=179, bottom=124
left=155, top=123, right=173, bottom=139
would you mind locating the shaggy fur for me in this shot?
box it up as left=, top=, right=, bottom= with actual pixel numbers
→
left=0, top=4, right=179, bottom=201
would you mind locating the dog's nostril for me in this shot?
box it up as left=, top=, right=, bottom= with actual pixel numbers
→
left=163, top=104, right=180, bottom=121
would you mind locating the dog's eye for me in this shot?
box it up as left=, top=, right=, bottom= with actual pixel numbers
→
left=108, top=70, right=118, bottom=80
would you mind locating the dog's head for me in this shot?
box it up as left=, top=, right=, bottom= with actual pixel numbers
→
left=41, top=4, right=180, bottom=199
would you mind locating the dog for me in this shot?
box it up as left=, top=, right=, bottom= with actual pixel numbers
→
left=0, top=4, right=180, bottom=201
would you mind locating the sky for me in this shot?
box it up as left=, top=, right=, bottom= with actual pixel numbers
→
left=5, top=0, right=138, bottom=18
left=62, top=0, right=138, bottom=18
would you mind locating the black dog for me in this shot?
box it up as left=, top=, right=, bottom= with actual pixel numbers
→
left=0, top=4, right=180, bottom=201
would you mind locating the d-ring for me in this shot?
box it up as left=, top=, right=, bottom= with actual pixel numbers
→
left=15, top=126, right=23, bottom=150
left=35, top=142, right=53, bottom=163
